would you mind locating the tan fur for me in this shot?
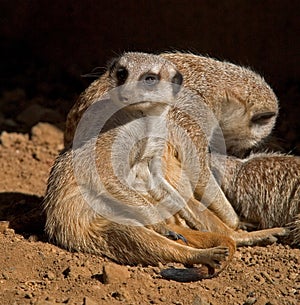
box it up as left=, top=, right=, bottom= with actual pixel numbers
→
left=211, top=153, right=300, bottom=245
left=44, top=52, right=237, bottom=281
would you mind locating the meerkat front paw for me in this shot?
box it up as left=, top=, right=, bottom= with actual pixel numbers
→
left=166, top=231, right=188, bottom=244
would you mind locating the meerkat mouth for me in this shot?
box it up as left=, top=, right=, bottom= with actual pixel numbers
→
left=126, top=100, right=169, bottom=108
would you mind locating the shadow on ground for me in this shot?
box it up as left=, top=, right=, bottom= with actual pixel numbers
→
left=0, top=192, right=45, bottom=237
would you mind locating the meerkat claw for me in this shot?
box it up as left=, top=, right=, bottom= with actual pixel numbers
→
left=166, top=231, right=188, bottom=244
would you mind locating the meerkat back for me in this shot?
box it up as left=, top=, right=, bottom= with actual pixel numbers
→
left=213, top=152, right=300, bottom=245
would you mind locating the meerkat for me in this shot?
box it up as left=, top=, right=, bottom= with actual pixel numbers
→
left=160, top=52, right=279, bottom=157
left=44, top=52, right=238, bottom=281
left=210, top=153, right=300, bottom=245
left=64, top=51, right=279, bottom=230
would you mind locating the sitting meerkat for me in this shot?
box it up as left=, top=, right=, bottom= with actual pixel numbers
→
left=44, top=53, right=286, bottom=282
left=44, top=52, right=237, bottom=281
left=211, top=153, right=300, bottom=245
left=64, top=51, right=279, bottom=230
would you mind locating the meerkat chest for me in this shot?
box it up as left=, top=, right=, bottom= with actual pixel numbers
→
left=110, top=113, right=169, bottom=192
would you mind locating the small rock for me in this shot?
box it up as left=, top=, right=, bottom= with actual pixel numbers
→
left=288, top=272, right=298, bottom=280
left=4, top=228, right=15, bottom=236
left=243, top=297, right=257, bottom=305
left=62, top=266, right=71, bottom=278
left=83, top=296, right=98, bottom=305
left=24, top=292, right=33, bottom=299
left=0, top=131, right=28, bottom=148
left=0, top=221, right=9, bottom=233
left=111, top=289, right=130, bottom=302
left=260, top=271, right=275, bottom=284
left=2, top=272, right=10, bottom=280
left=44, top=271, right=56, bottom=281
left=28, top=235, right=39, bottom=242
left=102, top=263, right=131, bottom=284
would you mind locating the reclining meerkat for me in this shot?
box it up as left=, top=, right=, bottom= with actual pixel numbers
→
left=210, top=153, right=300, bottom=245
left=160, top=52, right=278, bottom=157
left=44, top=52, right=238, bottom=281
left=64, top=51, right=279, bottom=230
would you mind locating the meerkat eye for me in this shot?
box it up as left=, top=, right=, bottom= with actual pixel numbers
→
left=141, top=73, right=160, bottom=86
left=251, top=111, right=276, bottom=125
left=116, top=67, right=128, bottom=85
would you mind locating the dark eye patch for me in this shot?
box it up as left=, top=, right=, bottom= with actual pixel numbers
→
left=171, top=71, right=183, bottom=95
left=116, top=67, right=128, bottom=86
left=251, top=111, right=276, bottom=125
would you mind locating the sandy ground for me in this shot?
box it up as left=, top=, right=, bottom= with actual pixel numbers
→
left=0, top=106, right=299, bottom=304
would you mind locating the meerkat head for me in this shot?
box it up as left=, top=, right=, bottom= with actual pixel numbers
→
left=220, top=77, right=278, bottom=156
left=107, top=52, right=183, bottom=113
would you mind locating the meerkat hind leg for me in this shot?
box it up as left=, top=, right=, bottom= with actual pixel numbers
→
left=231, top=227, right=288, bottom=246
left=102, top=222, right=229, bottom=268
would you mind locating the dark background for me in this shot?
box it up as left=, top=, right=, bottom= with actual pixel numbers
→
left=1, top=0, right=299, bottom=152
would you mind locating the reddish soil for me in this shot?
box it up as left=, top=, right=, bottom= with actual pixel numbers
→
left=0, top=104, right=299, bottom=305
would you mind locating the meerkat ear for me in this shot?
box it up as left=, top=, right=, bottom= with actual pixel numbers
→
left=171, top=71, right=183, bottom=95
left=222, top=90, right=244, bottom=109
left=220, top=90, right=246, bottom=123
left=107, top=57, right=120, bottom=74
